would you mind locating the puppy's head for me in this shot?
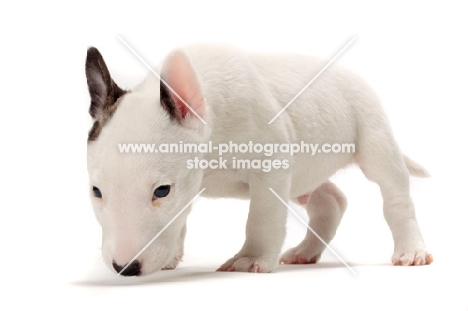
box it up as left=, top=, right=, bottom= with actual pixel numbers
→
left=85, top=47, right=206, bottom=276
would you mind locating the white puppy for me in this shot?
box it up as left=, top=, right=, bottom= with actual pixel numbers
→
left=85, top=43, right=432, bottom=276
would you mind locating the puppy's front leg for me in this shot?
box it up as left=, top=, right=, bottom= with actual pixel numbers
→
left=217, top=171, right=288, bottom=273
left=162, top=224, right=186, bottom=270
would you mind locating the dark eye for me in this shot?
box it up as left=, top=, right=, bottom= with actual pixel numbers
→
left=92, top=186, right=102, bottom=198
left=153, top=185, right=171, bottom=199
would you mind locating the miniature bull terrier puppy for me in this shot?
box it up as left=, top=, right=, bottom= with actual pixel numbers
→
left=85, top=43, right=432, bottom=276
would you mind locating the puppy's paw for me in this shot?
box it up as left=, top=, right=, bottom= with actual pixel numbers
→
left=392, top=249, right=433, bottom=266
left=280, top=240, right=323, bottom=264
left=216, top=255, right=278, bottom=273
left=161, top=254, right=182, bottom=270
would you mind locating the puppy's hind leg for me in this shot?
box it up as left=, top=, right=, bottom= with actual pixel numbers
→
left=280, top=181, right=347, bottom=264
left=356, top=120, right=433, bottom=266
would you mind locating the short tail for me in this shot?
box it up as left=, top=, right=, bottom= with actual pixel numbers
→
left=404, top=155, right=430, bottom=178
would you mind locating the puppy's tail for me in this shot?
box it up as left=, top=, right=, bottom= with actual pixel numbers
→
left=404, top=155, right=430, bottom=178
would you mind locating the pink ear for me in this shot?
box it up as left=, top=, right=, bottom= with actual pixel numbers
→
left=160, top=50, right=205, bottom=120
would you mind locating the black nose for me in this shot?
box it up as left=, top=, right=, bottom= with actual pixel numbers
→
left=112, top=260, right=141, bottom=276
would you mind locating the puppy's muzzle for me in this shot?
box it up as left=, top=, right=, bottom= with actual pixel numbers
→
left=112, top=260, right=141, bottom=276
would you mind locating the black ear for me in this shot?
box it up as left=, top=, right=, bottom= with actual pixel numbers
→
left=85, top=47, right=126, bottom=120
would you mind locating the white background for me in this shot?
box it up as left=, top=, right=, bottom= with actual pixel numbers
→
left=1, top=1, right=467, bottom=310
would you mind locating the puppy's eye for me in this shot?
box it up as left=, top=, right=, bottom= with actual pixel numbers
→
left=153, top=185, right=171, bottom=199
left=92, top=186, right=102, bottom=198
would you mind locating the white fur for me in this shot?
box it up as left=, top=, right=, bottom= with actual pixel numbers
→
left=87, top=43, right=431, bottom=275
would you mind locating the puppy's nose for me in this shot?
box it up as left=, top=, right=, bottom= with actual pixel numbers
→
left=112, top=260, right=141, bottom=276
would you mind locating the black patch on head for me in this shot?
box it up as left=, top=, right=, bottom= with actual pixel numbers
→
left=160, top=81, right=181, bottom=122
left=85, top=47, right=127, bottom=142
left=88, top=121, right=101, bottom=142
